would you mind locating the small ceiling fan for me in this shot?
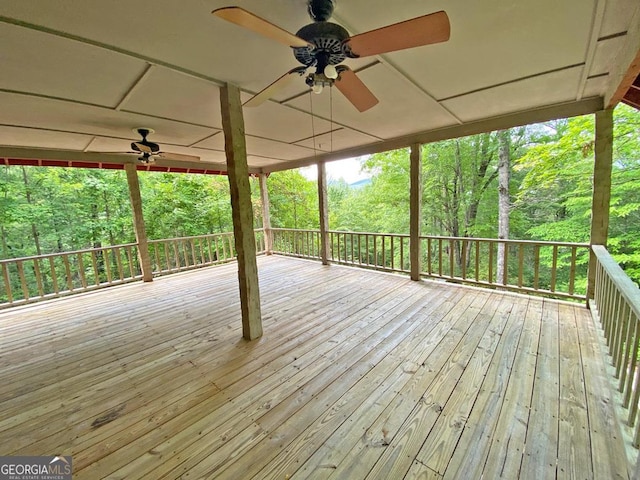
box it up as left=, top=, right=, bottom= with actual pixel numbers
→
left=129, top=128, right=200, bottom=164
left=212, top=0, right=450, bottom=112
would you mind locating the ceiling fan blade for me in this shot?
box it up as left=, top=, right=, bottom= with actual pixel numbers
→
left=346, top=11, right=450, bottom=57
left=157, top=152, right=201, bottom=162
left=212, top=7, right=312, bottom=48
left=334, top=68, right=379, bottom=112
left=244, top=67, right=306, bottom=108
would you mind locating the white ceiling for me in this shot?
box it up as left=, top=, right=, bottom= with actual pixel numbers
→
left=0, top=0, right=638, bottom=173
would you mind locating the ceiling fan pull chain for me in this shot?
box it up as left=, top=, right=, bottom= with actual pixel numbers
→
left=330, top=85, right=333, bottom=153
left=309, top=90, right=318, bottom=158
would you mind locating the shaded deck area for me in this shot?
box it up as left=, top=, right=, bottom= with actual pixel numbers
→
left=0, top=255, right=631, bottom=479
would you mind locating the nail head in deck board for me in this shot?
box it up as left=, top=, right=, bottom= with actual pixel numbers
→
left=220, top=82, right=262, bottom=340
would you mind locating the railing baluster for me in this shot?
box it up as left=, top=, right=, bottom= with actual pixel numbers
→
left=2, top=263, right=13, bottom=303
left=17, top=261, right=30, bottom=300
left=518, top=243, right=524, bottom=288
left=33, top=258, right=44, bottom=298
left=550, top=245, right=558, bottom=292
left=461, top=240, right=467, bottom=279
left=206, top=237, right=213, bottom=263
left=613, top=301, right=630, bottom=377
left=77, top=253, right=87, bottom=289
left=449, top=239, right=455, bottom=278
left=569, top=246, right=577, bottom=295
left=391, top=236, right=395, bottom=271
left=474, top=240, right=480, bottom=282
left=382, top=235, right=386, bottom=269
left=488, top=241, right=494, bottom=284
left=125, top=246, right=135, bottom=278
left=114, top=247, right=124, bottom=280
left=91, top=251, right=100, bottom=286
left=50, top=257, right=59, bottom=293
left=63, top=254, right=74, bottom=291
left=620, top=309, right=636, bottom=394
left=533, top=245, right=540, bottom=290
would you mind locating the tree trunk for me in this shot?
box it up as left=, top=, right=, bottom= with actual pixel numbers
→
left=496, top=129, right=511, bottom=284
left=0, top=225, right=8, bottom=259
left=21, top=166, right=42, bottom=256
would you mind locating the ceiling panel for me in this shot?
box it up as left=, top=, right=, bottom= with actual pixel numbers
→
left=121, top=67, right=223, bottom=128
left=442, top=67, right=584, bottom=122
left=589, top=36, right=628, bottom=77
left=0, top=0, right=632, bottom=172
left=583, top=75, right=609, bottom=99
left=0, top=92, right=214, bottom=146
left=194, top=132, right=314, bottom=161
left=600, top=0, right=640, bottom=37
left=0, top=22, right=148, bottom=107
left=241, top=95, right=333, bottom=143
left=381, top=0, right=595, bottom=100
left=0, top=126, right=92, bottom=150
left=293, top=128, right=379, bottom=153
left=286, top=63, right=458, bottom=139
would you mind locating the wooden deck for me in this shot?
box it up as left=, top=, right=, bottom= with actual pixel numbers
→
left=0, top=255, right=631, bottom=479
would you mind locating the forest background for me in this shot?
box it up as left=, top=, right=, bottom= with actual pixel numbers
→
left=1, top=104, right=639, bottom=286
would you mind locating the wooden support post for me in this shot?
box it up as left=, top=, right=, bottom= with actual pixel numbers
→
left=124, top=163, right=152, bottom=282
left=587, top=109, right=614, bottom=301
left=318, top=161, right=330, bottom=265
left=410, top=143, right=422, bottom=281
left=259, top=173, right=272, bottom=255
left=220, top=83, right=263, bottom=340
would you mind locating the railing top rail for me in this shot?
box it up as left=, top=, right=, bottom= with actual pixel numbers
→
left=147, top=232, right=235, bottom=244
left=327, top=230, right=410, bottom=237
left=0, top=243, right=139, bottom=264
left=271, top=228, right=319, bottom=233
left=592, top=244, right=640, bottom=317
left=419, top=235, right=589, bottom=248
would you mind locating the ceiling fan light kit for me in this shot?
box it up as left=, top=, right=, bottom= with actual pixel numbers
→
left=212, top=0, right=450, bottom=112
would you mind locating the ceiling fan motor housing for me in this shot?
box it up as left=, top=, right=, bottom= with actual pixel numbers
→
left=293, top=22, right=349, bottom=67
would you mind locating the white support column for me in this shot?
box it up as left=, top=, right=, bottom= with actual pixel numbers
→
left=220, top=83, right=263, bottom=340
left=588, top=108, right=614, bottom=300
left=410, top=143, right=423, bottom=281
left=318, top=162, right=330, bottom=265
left=124, top=163, right=152, bottom=282
left=259, top=173, right=272, bottom=255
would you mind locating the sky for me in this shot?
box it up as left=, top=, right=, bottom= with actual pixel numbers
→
left=300, top=157, right=370, bottom=184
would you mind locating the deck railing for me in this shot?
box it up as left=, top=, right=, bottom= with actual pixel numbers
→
left=420, top=236, right=589, bottom=301
left=272, top=229, right=589, bottom=301
left=591, top=244, right=640, bottom=447
left=0, top=230, right=265, bottom=308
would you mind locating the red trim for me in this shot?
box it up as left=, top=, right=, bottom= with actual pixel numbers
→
left=1, top=157, right=229, bottom=175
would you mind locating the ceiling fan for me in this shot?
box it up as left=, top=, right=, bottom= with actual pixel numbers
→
left=129, top=128, right=200, bottom=164
left=212, top=0, right=450, bottom=112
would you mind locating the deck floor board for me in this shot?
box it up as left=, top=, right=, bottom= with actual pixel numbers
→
left=0, top=255, right=630, bottom=479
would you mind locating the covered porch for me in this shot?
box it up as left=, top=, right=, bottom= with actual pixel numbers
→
left=0, top=255, right=630, bottom=479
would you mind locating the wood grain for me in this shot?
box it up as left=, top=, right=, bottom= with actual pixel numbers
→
left=0, top=256, right=631, bottom=479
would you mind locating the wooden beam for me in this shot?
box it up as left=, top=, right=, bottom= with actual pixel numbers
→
left=124, top=163, right=152, bottom=282
left=220, top=83, right=263, bottom=340
left=258, top=173, right=272, bottom=255
left=410, top=143, right=422, bottom=281
left=318, top=162, right=330, bottom=266
left=587, top=109, right=614, bottom=300
left=605, top=4, right=640, bottom=108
